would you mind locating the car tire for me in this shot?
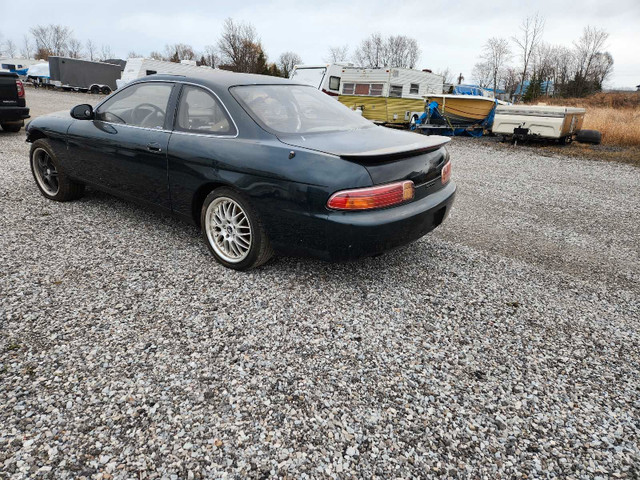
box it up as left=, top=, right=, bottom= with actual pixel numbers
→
left=200, top=187, right=273, bottom=270
left=576, top=129, right=602, bottom=145
left=101, top=86, right=111, bottom=95
left=1, top=122, right=22, bottom=132
left=30, top=139, right=85, bottom=201
left=90, top=85, right=100, bottom=94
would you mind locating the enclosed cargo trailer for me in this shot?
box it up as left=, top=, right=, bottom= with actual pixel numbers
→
left=48, top=57, right=122, bottom=94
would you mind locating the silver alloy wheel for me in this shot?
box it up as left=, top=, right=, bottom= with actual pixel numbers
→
left=32, top=147, right=60, bottom=196
left=205, top=196, right=252, bottom=263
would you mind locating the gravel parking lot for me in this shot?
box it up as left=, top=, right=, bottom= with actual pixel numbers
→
left=1, top=87, right=639, bottom=479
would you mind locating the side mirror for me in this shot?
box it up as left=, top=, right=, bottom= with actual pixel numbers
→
left=70, top=104, right=94, bottom=120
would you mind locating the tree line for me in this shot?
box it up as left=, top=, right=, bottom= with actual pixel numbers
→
left=0, top=21, right=423, bottom=78
left=0, top=20, right=302, bottom=78
left=1, top=16, right=612, bottom=99
left=472, top=14, right=614, bottom=100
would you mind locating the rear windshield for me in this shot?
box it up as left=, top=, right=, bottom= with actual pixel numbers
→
left=231, top=84, right=374, bottom=135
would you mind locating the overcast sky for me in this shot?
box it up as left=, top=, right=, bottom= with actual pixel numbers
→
left=1, top=0, right=639, bottom=88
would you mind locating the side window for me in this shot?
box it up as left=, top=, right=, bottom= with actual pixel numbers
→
left=95, top=82, right=173, bottom=129
left=355, top=83, right=370, bottom=95
left=176, top=85, right=236, bottom=136
left=389, top=85, right=403, bottom=97
left=369, top=83, right=383, bottom=96
left=410, top=83, right=419, bottom=95
left=342, top=82, right=355, bottom=95
left=328, top=76, right=340, bottom=91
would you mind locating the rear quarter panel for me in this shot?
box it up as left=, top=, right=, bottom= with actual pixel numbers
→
left=166, top=134, right=372, bottom=255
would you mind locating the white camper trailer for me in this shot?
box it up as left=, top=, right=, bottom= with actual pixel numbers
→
left=117, top=58, right=214, bottom=89
left=338, top=67, right=444, bottom=124
left=289, top=63, right=353, bottom=96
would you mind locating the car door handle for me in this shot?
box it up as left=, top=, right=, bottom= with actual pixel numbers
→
left=146, top=142, right=163, bottom=153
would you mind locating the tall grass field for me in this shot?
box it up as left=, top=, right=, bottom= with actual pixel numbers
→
left=532, top=92, right=640, bottom=147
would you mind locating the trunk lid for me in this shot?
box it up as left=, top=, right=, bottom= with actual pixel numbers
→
left=0, top=72, right=20, bottom=106
left=278, top=126, right=450, bottom=186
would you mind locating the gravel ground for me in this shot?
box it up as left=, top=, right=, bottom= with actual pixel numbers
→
left=1, top=88, right=639, bottom=479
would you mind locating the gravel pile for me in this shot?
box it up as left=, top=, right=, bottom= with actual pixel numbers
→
left=1, top=89, right=639, bottom=479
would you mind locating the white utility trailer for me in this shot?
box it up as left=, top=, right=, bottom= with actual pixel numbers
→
left=492, top=105, right=586, bottom=143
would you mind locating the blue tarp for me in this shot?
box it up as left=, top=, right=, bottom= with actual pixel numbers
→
left=452, top=85, right=484, bottom=96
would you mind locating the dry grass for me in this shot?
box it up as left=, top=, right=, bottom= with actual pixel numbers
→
left=582, top=107, right=640, bottom=147
left=530, top=92, right=640, bottom=148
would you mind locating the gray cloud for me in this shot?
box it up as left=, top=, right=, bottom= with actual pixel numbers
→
left=1, top=0, right=638, bottom=87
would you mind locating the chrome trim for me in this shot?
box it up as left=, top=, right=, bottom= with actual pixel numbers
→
left=94, top=121, right=172, bottom=133
left=94, top=78, right=240, bottom=139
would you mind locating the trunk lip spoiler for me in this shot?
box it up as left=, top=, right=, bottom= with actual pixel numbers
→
left=339, top=138, right=450, bottom=162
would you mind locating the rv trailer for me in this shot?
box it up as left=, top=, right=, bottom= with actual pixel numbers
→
left=289, top=63, right=353, bottom=96
left=337, top=67, right=444, bottom=125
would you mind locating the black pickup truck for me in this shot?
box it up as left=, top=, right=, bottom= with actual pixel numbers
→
left=0, top=71, right=30, bottom=132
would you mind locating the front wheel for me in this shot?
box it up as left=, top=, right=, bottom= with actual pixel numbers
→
left=1, top=122, right=22, bottom=132
left=200, top=188, right=273, bottom=270
left=30, top=139, right=85, bottom=201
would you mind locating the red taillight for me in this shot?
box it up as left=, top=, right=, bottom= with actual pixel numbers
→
left=327, top=180, right=415, bottom=211
left=441, top=161, right=451, bottom=184
left=16, top=80, right=25, bottom=98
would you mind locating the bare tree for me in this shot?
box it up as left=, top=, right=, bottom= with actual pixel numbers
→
left=5, top=39, right=17, bottom=57
left=86, top=40, right=96, bottom=61
left=149, top=51, right=164, bottom=61
left=480, top=37, right=511, bottom=94
left=352, top=33, right=385, bottom=68
left=386, top=35, right=420, bottom=69
left=574, top=26, right=609, bottom=83
left=99, top=44, right=113, bottom=61
left=31, top=24, right=73, bottom=58
left=591, top=51, right=614, bottom=88
left=278, top=51, right=301, bottom=78
left=472, top=62, right=492, bottom=89
left=436, top=68, right=454, bottom=86
left=67, top=38, right=83, bottom=58
left=164, top=43, right=195, bottom=62
left=20, top=35, right=33, bottom=59
left=218, top=18, right=266, bottom=73
left=203, top=45, right=221, bottom=68
left=502, top=66, right=520, bottom=97
left=325, top=45, right=349, bottom=63
left=353, top=33, right=420, bottom=69
left=512, top=13, right=545, bottom=98
left=128, top=51, right=141, bottom=58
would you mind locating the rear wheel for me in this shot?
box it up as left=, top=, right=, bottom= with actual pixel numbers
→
left=90, top=85, right=100, bottom=94
left=30, top=139, right=85, bottom=201
left=576, top=129, right=602, bottom=145
left=1, top=122, right=22, bottom=132
left=101, top=86, right=111, bottom=95
left=200, top=187, right=273, bottom=270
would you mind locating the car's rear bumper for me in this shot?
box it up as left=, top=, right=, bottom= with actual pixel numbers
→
left=322, top=180, right=456, bottom=261
left=0, top=106, right=30, bottom=122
